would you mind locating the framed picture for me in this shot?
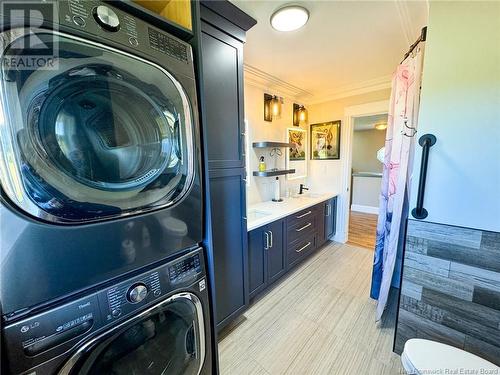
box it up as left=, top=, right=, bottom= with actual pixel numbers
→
left=310, top=120, right=341, bottom=160
left=286, top=128, right=307, bottom=179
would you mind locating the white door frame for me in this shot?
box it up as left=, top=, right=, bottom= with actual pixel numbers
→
left=334, top=99, right=390, bottom=243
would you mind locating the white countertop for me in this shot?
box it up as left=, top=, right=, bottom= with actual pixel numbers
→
left=246, top=192, right=339, bottom=231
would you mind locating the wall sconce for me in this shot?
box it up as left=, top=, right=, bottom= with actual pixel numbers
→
left=264, top=93, right=283, bottom=122
left=293, top=103, right=308, bottom=126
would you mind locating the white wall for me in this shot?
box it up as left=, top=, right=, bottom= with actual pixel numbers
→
left=352, top=129, right=385, bottom=173
left=244, top=84, right=307, bottom=205
left=410, top=1, right=500, bottom=231
left=352, top=176, right=381, bottom=210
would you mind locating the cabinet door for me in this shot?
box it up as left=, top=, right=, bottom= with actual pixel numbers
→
left=201, top=23, right=245, bottom=169
left=316, top=202, right=327, bottom=246
left=325, top=198, right=337, bottom=239
left=248, top=227, right=268, bottom=299
left=267, top=219, right=286, bottom=284
left=208, top=168, right=248, bottom=327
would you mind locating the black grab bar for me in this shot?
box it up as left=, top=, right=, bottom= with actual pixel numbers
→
left=411, top=134, right=436, bottom=219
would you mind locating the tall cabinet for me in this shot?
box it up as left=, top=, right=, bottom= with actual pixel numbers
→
left=199, top=2, right=256, bottom=330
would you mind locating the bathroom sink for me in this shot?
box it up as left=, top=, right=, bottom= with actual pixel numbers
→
left=247, top=209, right=271, bottom=221
left=301, top=192, right=324, bottom=199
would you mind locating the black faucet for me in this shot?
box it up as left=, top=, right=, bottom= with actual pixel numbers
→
left=299, top=184, right=309, bottom=195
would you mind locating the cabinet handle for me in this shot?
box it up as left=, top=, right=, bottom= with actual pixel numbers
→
left=264, top=231, right=269, bottom=250
left=268, top=230, right=273, bottom=248
left=296, top=242, right=311, bottom=253
left=325, top=204, right=330, bottom=217
left=296, top=210, right=312, bottom=219
left=296, top=222, right=312, bottom=232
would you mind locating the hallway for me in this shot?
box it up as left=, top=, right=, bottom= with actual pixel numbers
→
left=347, top=211, right=378, bottom=250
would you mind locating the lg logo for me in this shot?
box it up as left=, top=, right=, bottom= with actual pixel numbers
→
left=19, top=321, right=39, bottom=333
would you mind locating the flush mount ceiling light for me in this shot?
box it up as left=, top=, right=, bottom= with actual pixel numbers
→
left=270, top=5, right=309, bottom=32
left=374, top=122, right=388, bottom=131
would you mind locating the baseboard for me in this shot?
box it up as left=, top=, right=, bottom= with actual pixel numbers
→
left=351, top=204, right=379, bottom=215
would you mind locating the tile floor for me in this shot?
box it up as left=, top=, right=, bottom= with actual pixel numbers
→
left=218, top=242, right=404, bottom=375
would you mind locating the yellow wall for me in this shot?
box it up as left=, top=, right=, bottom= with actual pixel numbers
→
left=244, top=84, right=309, bottom=204
left=244, top=82, right=391, bottom=205
left=306, top=89, right=391, bottom=197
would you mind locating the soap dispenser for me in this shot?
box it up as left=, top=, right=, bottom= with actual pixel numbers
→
left=258, top=156, right=266, bottom=172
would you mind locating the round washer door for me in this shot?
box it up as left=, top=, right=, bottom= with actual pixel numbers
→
left=0, top=29, right=195, bottom=223
left=59, top=293, right=205, bottom=375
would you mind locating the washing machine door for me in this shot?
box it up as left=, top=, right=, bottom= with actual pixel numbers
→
left=59, top=293, right=205, bottom=375
left=0, top=29, right=195, bottom=223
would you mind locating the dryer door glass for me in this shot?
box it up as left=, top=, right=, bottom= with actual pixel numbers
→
left=68, top=293, right=205, bottom=375
left=0, top=30, right=195, bottom=223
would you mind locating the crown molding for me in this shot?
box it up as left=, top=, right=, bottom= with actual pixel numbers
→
left=307, top=75, right=393, bottom=105
left=243, top=64, right=314, bottom=101
left=244, top=64, right=392, bottom=105
left=394, top=0, right=414, bottom=45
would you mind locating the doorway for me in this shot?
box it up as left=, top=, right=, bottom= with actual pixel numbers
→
left=336, top=100, right=389, bottom=247
left=347, top=114, right=387, bottom=249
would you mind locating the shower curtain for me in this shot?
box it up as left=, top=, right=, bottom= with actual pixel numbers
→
left=370, top=45, right=424, bottom=321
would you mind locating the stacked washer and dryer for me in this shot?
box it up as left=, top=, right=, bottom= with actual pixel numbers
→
left=0, top=1, right=212, bottom=374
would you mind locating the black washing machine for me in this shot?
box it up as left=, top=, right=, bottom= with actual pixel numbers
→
left=3, top=248, right=212, bottom=375
left=0, top=1, right=213, bottom=373
left=0, top=1, right=202, bottom=315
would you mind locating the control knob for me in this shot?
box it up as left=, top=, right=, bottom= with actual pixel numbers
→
left=93, top=5, right=120, bottom=32
left=127, top=283, right=148, bottom=304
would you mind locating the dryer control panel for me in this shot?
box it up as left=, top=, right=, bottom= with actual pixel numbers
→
left=2, top=247, right=205, bottom=375
left=58, top=0, right=192, bottom=67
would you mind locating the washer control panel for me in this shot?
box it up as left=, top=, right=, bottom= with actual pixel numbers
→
left=93, top=5, right=121, bottom=32
left=127, top=283, right=148, bottom=303
left=100, top=271, right=161, bottom=322
left=168, top=253, right=201, bottom=284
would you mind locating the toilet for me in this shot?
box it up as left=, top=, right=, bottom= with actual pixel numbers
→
left=402, top=339, right=499, bottom=374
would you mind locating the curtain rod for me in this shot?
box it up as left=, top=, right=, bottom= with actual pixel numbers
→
left=401, top=26, right=427, bottom=63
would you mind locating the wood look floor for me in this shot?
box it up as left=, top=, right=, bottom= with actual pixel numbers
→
left=218, top=243, right=403, bottom=375
left=347, top=211, right=378, bottom=250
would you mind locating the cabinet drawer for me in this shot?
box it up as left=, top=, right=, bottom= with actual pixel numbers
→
left=287, top=233, right=316, bottom=268
left=286, top=206, right=317, bottom=227
left=287, top=215, right=317, bottom=244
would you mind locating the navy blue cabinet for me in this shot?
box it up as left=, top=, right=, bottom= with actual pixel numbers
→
left=201, top=22, right=244, bottom=170
left=248, top=219, right=286, bottom=299
left=250, top=198, right=337, bottom=299
left=325, top=197, right=337, bottom=240
left=267, top=220, right=286, bottom=283
left=199, top=4, right=255, bottom=330
left=208, top=168, right=248, bottom=326
left=248, top=227, right=268, bottom=298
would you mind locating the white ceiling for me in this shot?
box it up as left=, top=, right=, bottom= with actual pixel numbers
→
left=232, top=0, right=428, bottom=103
left=354, top=114, right=388, bottom=131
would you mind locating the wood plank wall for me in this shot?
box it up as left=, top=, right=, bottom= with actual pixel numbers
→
left=395, top=220, right=500, bottom=365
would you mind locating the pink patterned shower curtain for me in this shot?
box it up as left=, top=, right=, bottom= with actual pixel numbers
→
left=370, top=46, right=424, bottom=321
